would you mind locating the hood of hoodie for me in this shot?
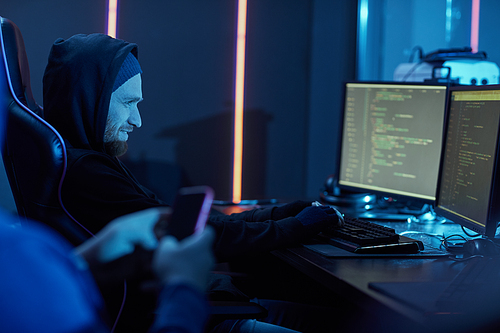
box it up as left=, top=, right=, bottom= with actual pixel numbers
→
left=43, top=33, right=138, bottom=153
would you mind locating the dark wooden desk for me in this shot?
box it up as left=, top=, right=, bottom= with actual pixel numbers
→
left=271, top=220, right=500, bottom=333
left=215, top=202, right=499, bottom=332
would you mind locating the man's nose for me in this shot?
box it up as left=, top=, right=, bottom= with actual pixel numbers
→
left=129, top=107, right=142, bottom=128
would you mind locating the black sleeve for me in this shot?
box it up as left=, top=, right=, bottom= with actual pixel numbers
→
left=210, top=200, right=313, bottom=223
left=208, top=216, right=312, bottom=262
left=209, top=206, right=273, bottom=223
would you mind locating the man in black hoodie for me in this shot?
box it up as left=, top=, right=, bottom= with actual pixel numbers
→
left=43, top=33, right=344, bottom=333
left=43, top=33, right=343, bottom=261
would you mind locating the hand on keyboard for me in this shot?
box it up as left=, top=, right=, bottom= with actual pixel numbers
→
left=295, top=205, right=344, bottom=235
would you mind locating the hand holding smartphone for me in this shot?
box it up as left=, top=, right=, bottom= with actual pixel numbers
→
left=164, top=186, right=214, bottom=241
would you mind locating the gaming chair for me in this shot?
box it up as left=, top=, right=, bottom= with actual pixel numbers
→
left=0, top=16, right=91, bottom=245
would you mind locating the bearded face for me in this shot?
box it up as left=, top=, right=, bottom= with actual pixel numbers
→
left=104, top=74, right=143, bottom=157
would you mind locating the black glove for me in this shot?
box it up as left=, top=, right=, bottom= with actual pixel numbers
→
left=270, top=200, right=313, bottom=220
left=295, top=205, right=344, bottom=234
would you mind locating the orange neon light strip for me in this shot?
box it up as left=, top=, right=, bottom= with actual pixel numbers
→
left=107, top=0, right=118, bottom=38
left=470, top=0, right=480, bottom=53
left=232, top=0, right=248, bottom=203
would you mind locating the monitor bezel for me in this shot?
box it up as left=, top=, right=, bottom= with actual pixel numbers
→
left=336, top=80, right=449, bottom=206
left=434, top=84, right=500, bottom=239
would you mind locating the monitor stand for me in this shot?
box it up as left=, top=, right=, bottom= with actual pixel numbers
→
left=342, top=201, right=447, bottom=223
left=319, top=190, right=377, bottom=211
left=407, top=204, right=447, bottom=224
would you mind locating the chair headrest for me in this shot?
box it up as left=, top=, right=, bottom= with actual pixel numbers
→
left=0, top=17, right=42, bottom=115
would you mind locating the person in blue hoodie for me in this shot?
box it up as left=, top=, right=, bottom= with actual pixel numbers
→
left=0, top=202, right=215, bottom=333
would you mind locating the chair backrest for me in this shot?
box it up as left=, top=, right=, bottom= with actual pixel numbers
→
left=0, top=16, right=91, bottom=245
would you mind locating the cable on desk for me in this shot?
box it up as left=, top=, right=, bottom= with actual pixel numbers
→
left=448, top=254, right=485, bottom=262
left=461, top=225, right=481, bottom=238
left=441, top=234, right=468, bottom=252
left=399, top=231, right=475, bottom=256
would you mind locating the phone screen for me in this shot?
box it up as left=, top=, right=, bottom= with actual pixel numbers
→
left=167, top=186, right=214, bottom=240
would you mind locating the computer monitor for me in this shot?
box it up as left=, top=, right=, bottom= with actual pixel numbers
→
left=337, top=82, right=448, bottom=207
left=435, top=84, right=500, bottom=239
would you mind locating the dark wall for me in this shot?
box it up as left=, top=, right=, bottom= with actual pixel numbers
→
left=1, top=0, right=357, bottom=205
left=244, top=1, right=312, bottom=200
left=1, top=0, right=106, bottom=103
left=306, top=0, right=358, bottom=198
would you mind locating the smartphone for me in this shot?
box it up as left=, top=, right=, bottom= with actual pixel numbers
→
left=166, top=186, right=214, bottom=240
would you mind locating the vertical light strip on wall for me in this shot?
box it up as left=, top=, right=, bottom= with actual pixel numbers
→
left=470, top=0, right=480, bottom=53
left=356, top=0, right=368, bottom=79
left=107, top=0, right=118, bottom=38
left=445, top=0, right=453, bottom=45
left=232, top=0, right=248, bottom=203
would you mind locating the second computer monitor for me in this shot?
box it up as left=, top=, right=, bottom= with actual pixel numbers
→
left=435, top=84, right=500, bottom=238
left=338, top=82, right=448, bottom=203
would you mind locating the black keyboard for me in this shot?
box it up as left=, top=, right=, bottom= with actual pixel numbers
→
left=435, top=256, right=500, bottom=313
left=317, top=215, right=423, bottom=254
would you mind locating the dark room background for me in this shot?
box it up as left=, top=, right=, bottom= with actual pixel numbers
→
left=2, top=0, right=499, bottom=212
left=0, top=0, right=357, bottom=210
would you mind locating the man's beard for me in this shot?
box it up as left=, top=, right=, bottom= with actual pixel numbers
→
left=104, top=121, right=129, bottom=157
left=104, top=140, right=128, bottom=157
